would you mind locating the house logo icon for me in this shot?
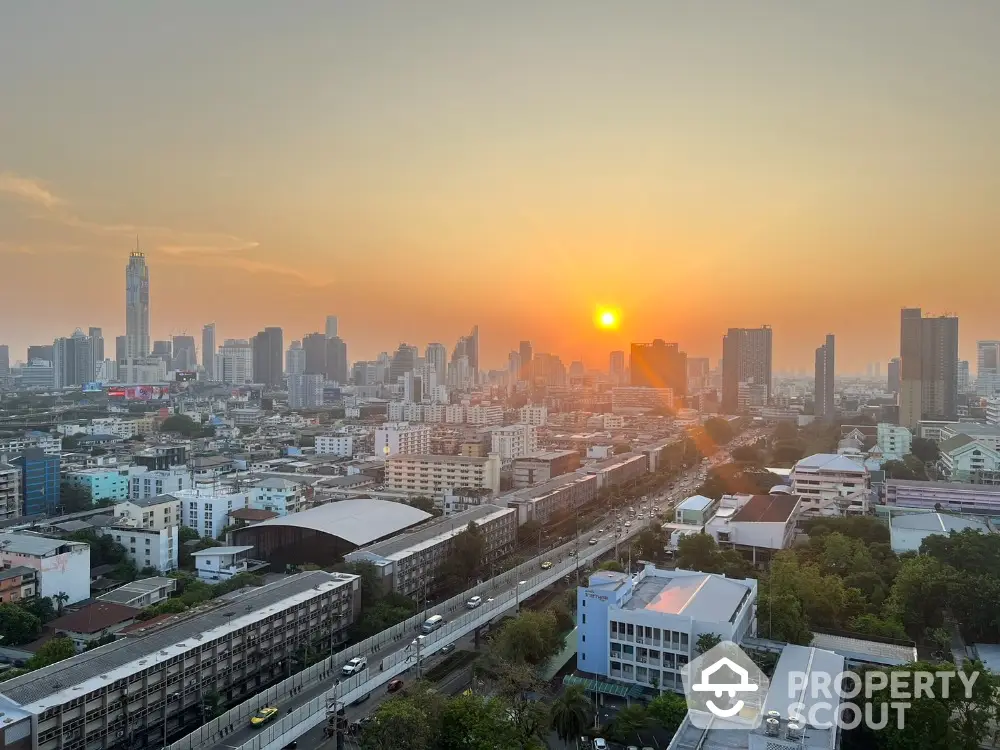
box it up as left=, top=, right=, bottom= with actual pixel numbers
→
left=681, top=641, right=770, bottom=730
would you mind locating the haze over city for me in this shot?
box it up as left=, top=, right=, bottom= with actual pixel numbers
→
left=3, top=2, right=1000, bottom=370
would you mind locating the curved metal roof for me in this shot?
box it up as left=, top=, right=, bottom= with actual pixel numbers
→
left=241, top=498, right=432, bottom=546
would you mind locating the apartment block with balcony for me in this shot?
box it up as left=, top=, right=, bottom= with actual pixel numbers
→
left=0, top=571, right=359, bottom=750
left=790, top=453, right=869, bottom=515
left=65, top=468, right=130, bottom=502
left=128, top=467, right=192, bottom=500
left=176, top=488, right=248, bottom=539
left=504, top=472, right=598, bottom=525
left=0, top=459, right=22, bottom=520
left=100, top=524, right=178, bottom=572
left=384, top=453, right=502, bottom=495
left=489, top=424, right=538, bottom=467
left=374, top=422, right=432, bottom=457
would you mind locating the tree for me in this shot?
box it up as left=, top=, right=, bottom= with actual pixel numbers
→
left=440, top=522, right=485, bottom=591
left=647, top=692, right=688, bottom=735
left=409, top=495, right=437, bottom=515
left=884, top=555, right=954, bottom=635
left=772, top=421, right=798, bottom=441
left=438, top=691, right=526, bottom=750
left=490, top=609, right=562, bottom=666
left=27, top=637, right=77, bottom=669
left=756, top=589, right=812, bottom=645
left=0, top=603, right=42, bottom=645
left=598, top=559, right=624, bottom=573
left=703, top=417, right=734, bottom=446
left=362, top=696, right=434, bottom=750
left=609, top=704, right=649, bottom=743
left=60, top=482, right=92, bottom=512
left=730, top=445, right=762, bottom=464
left=17, top=596, right=55, bottom=624
left=696, top=633, right=722, bottom=654
left=53, top=592, right=69, bottom=616
left=910, top=436, right=941, bottom=464
left=549, top=685, right=590, bottom=744
left=160, top=414, right=204, bottom=437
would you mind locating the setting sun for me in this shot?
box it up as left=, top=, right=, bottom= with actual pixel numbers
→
left=600, top=311, right=615, bottom=327
left=595, top=307, right=621, bottom=331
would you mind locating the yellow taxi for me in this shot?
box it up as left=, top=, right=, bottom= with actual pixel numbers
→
left=250, top=706, right=279, bottom=727
left=541, top=561, right=554, bottom=570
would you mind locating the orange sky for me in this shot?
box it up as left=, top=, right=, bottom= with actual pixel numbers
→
left=2, top=4, right=999, bottom=372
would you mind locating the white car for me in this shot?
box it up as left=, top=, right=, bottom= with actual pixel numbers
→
left=466, top=596, right=483, bottom=609
left=593, top=739, right=608, bottom=750
left=624, top=521, right=632, bottom=528
left=342, top=656, right=367, bottom=676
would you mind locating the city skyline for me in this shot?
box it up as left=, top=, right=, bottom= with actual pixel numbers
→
left=3, top=4, right=1000, bottom=368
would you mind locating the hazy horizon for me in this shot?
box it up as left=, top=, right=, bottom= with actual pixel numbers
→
left=3, top=2, right=999, bottom=370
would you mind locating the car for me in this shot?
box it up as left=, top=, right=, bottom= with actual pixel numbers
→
left=593, top=739, right=608, bottom=750
left=342, top=656, right=367, bottom=676
left=589, top=538, right=598, bottom=545
left=466, top=595, right=483, bottom=609
left=568, top=549, right=577, bottom=557
left=387, top=678, right=404, bottom=693
left=624, top=521, right=632, bottom=528
left=250, top=706, right=279, bottom=727
left=598, top=527, right=606, bottom=533
left=440, top=642, right=456, bottom=654
left=627, top=746, right=640, bottom=750
left=541, top=561, right=553, bottom=570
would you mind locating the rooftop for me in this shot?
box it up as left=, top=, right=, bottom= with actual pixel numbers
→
left=506, top=471, right=596, bottom=502
left=624, top=571, right=752, bottom=623
left=191, top=545, right=254, bottom=557
left=96, top=577, right=176, bottom=604
left=810, top=631, right=917, bottom=666
left=50, top=601, right=139, bottom=635
left=0, top=532, right=84, bottom=557
left=793, top=453, right=867, bottom=474
left=677, top=495, right=715, bottom=512
left=386, top=454, right=492, bottom=465
left=238, top=498, right=432, bottom=546
left=228, top=508, right=279, bottom=522
left=889, top=512, right=990, bottom=533
left=513, top=450, right=580, bottom=463
left=730, top=494, right=800, bottom=523
left=253, top=477, right=300, bottom=490
left=0, top=565, right=36, bottom=581
left=887, top=478, right=1000, bottom=492
left=121, top=494, right=179, bottom=508
left=0, top=571, right=352, bottom=710
left=938, top=434, right=979, bottom=453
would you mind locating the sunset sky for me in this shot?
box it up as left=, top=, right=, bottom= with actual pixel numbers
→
left=2, top=2, right=999, bottom=372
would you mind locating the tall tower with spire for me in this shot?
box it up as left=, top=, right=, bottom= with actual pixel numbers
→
left=125, top=244, right=150, bottom=360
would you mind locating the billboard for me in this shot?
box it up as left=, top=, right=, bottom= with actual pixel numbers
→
left=107, top=385, right=169, bottom=401
left=176, top=371, right=197, bottom=382
left=82, top=382, right=104, bottom=393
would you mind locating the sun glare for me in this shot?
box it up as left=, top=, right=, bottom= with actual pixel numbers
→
left=595, top=307, right=620, bottom=330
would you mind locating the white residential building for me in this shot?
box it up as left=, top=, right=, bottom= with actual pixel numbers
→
left=192, top=545, right=259, bottom=583
left=0, top=532, right=91, bottom=604
left=0, top=460, right=21, bottom=521
left=114, top=494, right=181, bottom=531
left=704, top=493, right=801, bottom=560
left=248, top=477, right=304, bottom=516
left=490, top=424, right=539, bottom=465
left=876, top=423, right=912, bottom=461
left=375, top=422, right=432, bottom=457
left=176, top=488, right=248, bottom=539
left=315, top=434, right=355, bottom=457
left=423, top=403, right=446, bottom=423
left=987, top=398, right=1000, bottom=427
left=603, top=414, right=625, bottom=429
left=466, top=404, right=503, bottom=426
left=214, top=339, right=253, bottom=384
left=384, top=453, right=502, bottom=495
left=937, top=434, right=1000, bottom=484
left=101, top=524, right=179, bottom=572
left=518, top=405, right=548, bottom=426
left=790, top=453, right=869, bottom=515
left=387, top=402, right=424, bottom=422
left=445, top=405, right=466, bottom=424
left=128, top=467, right=193, bottom=500
left=0, top=431, right=61, bottom=456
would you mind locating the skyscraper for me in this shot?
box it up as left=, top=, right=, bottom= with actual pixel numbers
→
left=172, top=335, right=197, bottom=371
left=286, top=341, right=306, bottom=376
left=609, top=351, right=625, bottom=384
left=721, top=326, right=773, bottom=414
left=251, top=327, right=284, bottom=386
left=325, top=316, right=338, bottom=339
left=53, top=329, right=94, bottom=388
left=425, top=343, right=447, bottom=382
left=391, top=344, right=418, bottom=384
left=0, top=345, right=9, bottom=377
left=508, top=351, right=521, bottom=383
left=202, top=323, right=216, bottom=379
left=887, top=358, right=901, bottom=394
left=215, top=339, right=253, bottom=384
left=326, top=336, right=348, bottom=384
left=125, top=250, right=150, bottom=359
left=518, top=340, right=533, bottom=381
left=976, top=340, right=1000, bottom=396
left=958, top=360, right=971, bottom=393
left=814, top=334, right=835, bottom=420
left=114, top=337, right=126, bottom=367
left=898, top=308, right=959, bottom=428
left=630, top=340, right=687, bottom=396
left=452, top=326, right=480, bottom=381
left=88, top=327, right=104, bottom=380
left=687, top=357, right=710, bottom=391
left=28, top=344, right=54, bottom=363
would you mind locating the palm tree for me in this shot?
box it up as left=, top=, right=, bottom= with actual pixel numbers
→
left=54, top=592, right=69, bottom=616
left=549, top=685, right=590, bottom=745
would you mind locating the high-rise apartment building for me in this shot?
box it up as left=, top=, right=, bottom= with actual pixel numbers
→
left=977, top=341, right=1000, bottom=396
left=326, top=336, right=348, bottom=384
left=114, top=336, right=126, bottom=366
left=391, top=343, right=418, bottom=383
left=425, top=343, right=447, bottom=380
left=151, top=340, right=172, bottom=369
left=325, top=315, right=339, bottom=339
left=172, top=335, right=197, bottom=371
left=303, top=332, right=327, bottom=376
left=899, top=308, right=959, bottom=428
left=887, top=357, right=901, bottom=394
left=721, top=326, right=773, bottom=414
left=686, top=357, right=710, bottom=391
left=125, top=250, right=150, bottom=359
left=251, top=327, right=283, bottom=386
left=286, top=340, right=306, bottom=376
left=959, top=360, right=971, bottom=393
left=814, top=334, right=835, bottom=420
left=452, top=326, right=480, bottom=379
left=0, top=344, right=9, bottom=376
left=215, top=339, right=253, bottom=384
left=518, top=340, right=533, bottom=381
left=202, top=323, right=216, bottom=378
left=288, top=373, right=324, bottom=408
left=609, top=350, right=625, bottom=384
left=630, top=340, right=687, bottom=396
left=88, top=327, right=104, bottom=380
left=53, top=329, right=95, bottom=388
left=508, top=351, right=521, bottom=383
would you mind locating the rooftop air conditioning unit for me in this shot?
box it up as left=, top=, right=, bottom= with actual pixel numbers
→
left=786, top=722, right=803, bottom=740
left=764, top=718, right=780, bottom=737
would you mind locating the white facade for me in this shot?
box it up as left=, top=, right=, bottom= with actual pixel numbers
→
left=518, top=405, right=548, bottom=426
left=103, top=524, right=179, bottom=572
left=215, top=339, right=253, bottom=384
left=385, top=453, right=502, bottom=495
left=886, top=479, right=1000, bottom=513
left=387, top=402, right=424, bottom=422
left=248, top=478, right=304, bottom=516
left=176, top=488, right=248, bottom=539
left=703, top=493, right=801, bottom=554
left=987, top=398, right=1000, bottom=427
left=790, top=453, right=869, bottom=514
left=445, top=405, right=466, bottom=423
left=0, top=432, right=62, bottom=456
left=603, top=414, right=625, bottom=429
left=466, top=404, right=503, bottom=426
left=315, top=434, right=354, bottom=457
left=192, top=545, right=257, bottom=582
left=0, top=462, right=21, bottom=521
left=490, top=424, right=539, bottom=465
left=288, top=373, right=324, bottom=408
left=375, top=422, right=432, bottom=457
left=129, top=467, right=192, bottom=500
left=285, top=342, right=306, bottom=376
left=938, top=437, right=1000, bottom=483
left=876, top=423, right=912, bottom=461
left=114, top=494, right=181, bottom=531
left=0, top=533, right=91, bottom=604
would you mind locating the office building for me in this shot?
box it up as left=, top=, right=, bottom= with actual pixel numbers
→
left=251, top=327, right=283, bottom=387
left=899, top=308, right=959, bottom=428
left=315, top=434, right=354, bottom=457
left=425, top=343, right=447, bottom=381
left=128, top=467, right=191, bottom=500
left=19, top=360, right=55, bottom=389
left=302, top=332, right=328, bottom=376
left=125, top=250, right=151, bottom=360
left=215, top=339, right=253, bottom=385
left=511, top=450, right=581, bottom=488
left=27, top=344, right=55, bottom=363
left=977, top=340, right=1000, bottom=396
left=0, top=460, right=22, bottom=520
left=375, top=422, right=432, bottom=457
left=114, top=335, right=126, bottom=367
left=0, top=532, right=90, bottom=603
left=10, top=449, right=60, bottom=516
left=202, top=323, right=216, bottom=378
left=609, top=350, right=625, bottom=384
left=0, top=344, right=9, bottom=376
left=288, top=373, right=324, bottom=408
left=151, top=340, right=173, bottom=369
left=325, top=315, right=338, bottom=339
left=722, top=326, right=773, bottom=414
left=171, top=335, right=197, bottom=371
left=384, top=453, right=501, bottom=495
left=285, top=340, right=306, bottom=376
left=489, top=424, right=538, bottom=465
left=345, top=504, right=516, bottom=599
left=686, top=357, right=710, bottom=391
left=452, top=325, right=480, bottom=379
left=0, top=571, right=360, bottom=750
left=814, top=334, right=835, bottom=420
left=389, top=343, right=417, bottom=384
left=887, top=357, right=901, bottom=394
left=576, top=565, right=757, bottom=694
left=630, top=339, right=687, bottom=396
left=518, top=340, right=533, bottom=380
left=53, top=329, right=95, bottom=388
left=326, top=335, right=348, bottom=384
left=87, top=328, right=104, bottom=380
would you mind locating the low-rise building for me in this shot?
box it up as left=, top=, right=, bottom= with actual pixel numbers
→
left=790, top=453, right=869, bottom=514
left=937, top=434, right=1000, bottom=484
left=128, top=467, right=192, bottom=500
left=611, top=386, right=674, bottom=414
left=511, top=450, right=581, bottom=488
left=576, top=564, right=757, bottom=694
left=65, top=468, right=130, bottom=502
left=675, top=495, right=716, bottom=526
left=704, top=493, right=801, bottom=561
left=344, top=504, right=517, bottom=598
left=374, top=422, right=432, bottom=457
left=888, top=512, right=993, bottom=554
left=885, top=478, right=1000, bottom=513
left=466, top=404, right=503, bottom=426
left=192, top=545, right=266, bottom=582
left=100, top=524, right=178, bottom=572
left=49, top=601, right=140, bottom=651
left=175, top=488, right=248, bottom=539
left=315, top=434, right=354, bottom=457
left=0, top=431, right=62, bottom=456
left=384, top=453, right=501, bottom=495
left=518, top=404, right=548, bottom=426
left=0, top=459, right=21, bottom=521
left=97, top=576, right=177, bottom=609
left=0, top=565, right=37, bottom=603
left=247, top=477, right=305, bottom=516
left=876, top=423, right=912, bottom=461
left=132, top=444, right=187, bottom=472
left=489, top=424, right=538, bottom=466
left=582, top=452, right=649, bottom=490
left=114, top=494, right=180, bottom=531
left=0, top=571, right=360, bottom=750
left=504, top=472, right=598, bottom=525
left=0, top=532, right=90, bottom=603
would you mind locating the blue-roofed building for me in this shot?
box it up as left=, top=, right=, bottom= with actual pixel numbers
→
left=888, top=511, right=992, bottom=553
left=577, top=564, right=757, bottom=694
left=10, top=448, right=60, bottom=516
left=675, top=495, right=717, bottom=525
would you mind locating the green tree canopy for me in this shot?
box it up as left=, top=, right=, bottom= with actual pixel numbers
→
left=549, top=685, right=591, bottom=744
left=159, top=414, right=204, bottom=437
left=909, top=436, right=941, bottom=463
left=27, top=637, right=77, bottom=669
left=0, top=603, right=42, bottom=645
left=703, top=417, right=735, bottom=445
